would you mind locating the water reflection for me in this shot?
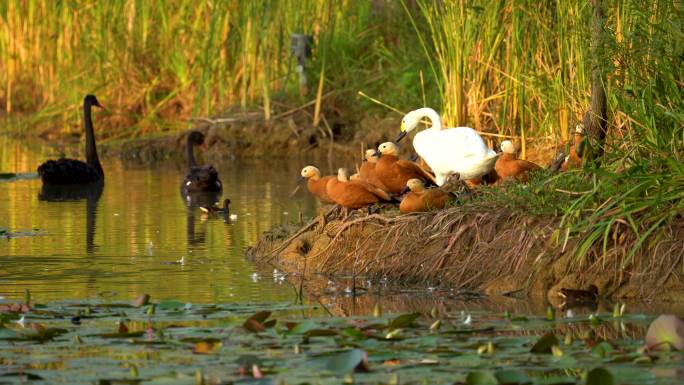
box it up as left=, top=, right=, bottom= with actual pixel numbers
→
left=38, top=182, right=104, bottom=254
left=0, top=137, right=321, bottom=304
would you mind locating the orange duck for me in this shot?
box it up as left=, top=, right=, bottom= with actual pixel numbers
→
left=561, top=124, right=586, bottom=171
left=374, top=142, right=436, bottom=194
left=399, top=179, right=452, bottom=213
left=358, top=149, right=390, bottom=191
left=494, top=140, right=542, bottom=182
left=300, top=166, right=335, bottom=204
left=326, top=168, right=392, bottom=209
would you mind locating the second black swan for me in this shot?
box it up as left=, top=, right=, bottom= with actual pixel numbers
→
left=181, top=131, right=222, bottom=193
left=37, top=95, right=104, bottom=184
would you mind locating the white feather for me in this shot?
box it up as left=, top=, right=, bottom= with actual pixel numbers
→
left=404, top=108, right=498, bottom=185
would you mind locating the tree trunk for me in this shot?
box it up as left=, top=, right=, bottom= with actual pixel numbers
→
left=587, top=0, right=609, bottom=164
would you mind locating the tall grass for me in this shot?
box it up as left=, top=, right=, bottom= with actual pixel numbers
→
left=0, top=0, right=433, bottom=137
left=415, top=0, right=590, bottom=141
left=417, top=0, right=682, bottom=269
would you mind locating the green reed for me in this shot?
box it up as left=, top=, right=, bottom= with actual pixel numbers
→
left=415, top=0, right=682, bottom=266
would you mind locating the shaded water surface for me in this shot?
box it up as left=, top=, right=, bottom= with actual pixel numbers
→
left=0, top=136, right=319, bottom=303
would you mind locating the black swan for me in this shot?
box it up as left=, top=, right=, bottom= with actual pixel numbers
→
left=37, top=95, right=104, bottom=184
left=181, top=131, right=222, bottom=194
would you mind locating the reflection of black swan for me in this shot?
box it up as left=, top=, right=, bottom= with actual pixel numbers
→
left=38, top=95, right=104, bottom=184
left=181, top=131, right=222, bottom=194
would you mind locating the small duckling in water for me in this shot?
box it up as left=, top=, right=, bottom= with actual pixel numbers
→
left=326, top=168, right=393, bottom=209
left=199, top=198, right=231, bottom=214
left=374, top=142, right=436, bottom=194
left=399, top=179, right=452, bottom=213
left=494, top=140, right=542, bottom=182
left=300, top=166, right=336, bottom=204
left=561, top=124, right=586, bottom=171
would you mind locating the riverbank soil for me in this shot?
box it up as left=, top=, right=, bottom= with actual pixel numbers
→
left=247, top=199, right=684, bottom=303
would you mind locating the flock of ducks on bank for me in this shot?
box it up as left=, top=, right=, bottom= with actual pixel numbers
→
left=36, top=95, right=587, bottom=217
left=301, top=107, right=587, bottom=213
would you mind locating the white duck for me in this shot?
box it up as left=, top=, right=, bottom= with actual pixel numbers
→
left=396, top=107, right=498, bottom=185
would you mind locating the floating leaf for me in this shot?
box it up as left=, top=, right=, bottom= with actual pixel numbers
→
left=585, top=367, right=614, bottom=385
left=495, top=369, right=529, bottom=384
left=157, top=299, right=185, bottom=310
left=531, top=333, right=559, bottom=354
left=242, top=310, right=272, bottom=333
left=302, top=328, right=338, bottom=343
left=387, top=313, right=420, bottom=329
left=311, top=349, right=369, bottom=374
left=591, top=341, right=614, bottom=358
left=193, top=340, right=222, bottom=354
left=465, top=371, right=498, bottom=385
left=645, top=314, right=684, bottom=350
left=131, top=294, right=150, bottom=308
left=0, top=303, right=30, bottom=313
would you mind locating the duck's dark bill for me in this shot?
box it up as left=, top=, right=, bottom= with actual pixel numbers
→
left=395, top=131, right=407, bottom=143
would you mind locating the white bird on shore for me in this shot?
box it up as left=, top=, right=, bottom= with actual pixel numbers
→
left=396, top=107, right=498, bottom=185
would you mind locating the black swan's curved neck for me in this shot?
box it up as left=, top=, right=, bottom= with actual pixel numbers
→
left=84, top=100, right=103, bottom=176
left=187, top=140, right=197, bottom=168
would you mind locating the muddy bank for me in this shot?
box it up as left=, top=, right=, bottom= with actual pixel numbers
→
left=247, top=203, right=684, bottom=302
left=92, top=111, right=415, bottom=165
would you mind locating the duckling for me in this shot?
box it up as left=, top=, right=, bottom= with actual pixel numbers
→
left=326, top=168, right=392, bottom=209
left=358, top=149, right=390, bottom=191
left=396, top=107, right=499, bottom=185
left=494, top=140, right=542, bottom=182
left=560, top=124, right=586, bottom=171
left=300, top=166, right=335, bottom=204
left=199, top=198, right=231, bottom=215
left=374, top=142, right=436, bottom=194
left=399, top=179, right=452, bottom=213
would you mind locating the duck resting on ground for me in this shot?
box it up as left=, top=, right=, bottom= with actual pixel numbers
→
left=399, top=179, right=452, bottom=213
left=326, top=168, right=393, bottom=210
left=560, top=124, right=586, bottom=171
left=358, top=149, right=389, bottom=191
left=181, top=131, right=222, bottom=194
left=494, top=140, right=542, bottom=182
left=373, top=142, right=436, bottom=195
left=300, top=165, right=336, bottom=204
left=396, top=107, right=499, bottom=185
left=38, top=95, right=104, bottom=185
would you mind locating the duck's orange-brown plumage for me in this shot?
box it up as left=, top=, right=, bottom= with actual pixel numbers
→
left=358, top=149, right=390, bottom=191
left=399, top=179, right=451, bottom=213
left=300, top=166, right=335, bottom=204
left=561, top=124, right=586, bottom=171
left=374, top=142, right=435, bottom=194
left=494, top=141, right=542, bottom=182
left=326, top=168, right=392, bottom=209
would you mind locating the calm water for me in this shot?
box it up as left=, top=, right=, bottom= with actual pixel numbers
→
left=0, top=135, right=320, bottom=304
left=2, top=135, right=683, bottom=317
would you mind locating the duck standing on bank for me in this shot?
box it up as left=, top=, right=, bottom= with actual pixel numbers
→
left=561, top=124, right=586, bottom=171
left=300, top=166, right=336, bottom=204
left=396, top=107, right=498, bottom=185
left=38, top=95, right=105, bottom=185
left=374, top=142, right=436, bottom=195
left=494, top=140, right=542, bottom=182
left=326, top=168, right=393, bottom=209
left=399, top=179, right=452, bottom=213
left=181, top=131, right=222, bottom=194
